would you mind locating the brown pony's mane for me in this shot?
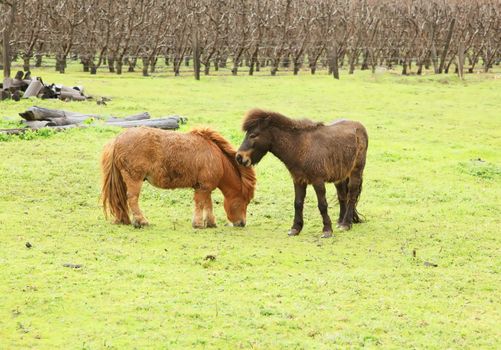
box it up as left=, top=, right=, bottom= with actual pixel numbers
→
left=242, top=108, right=323, bottom=131
left=190, top=128, right=256, bottom=201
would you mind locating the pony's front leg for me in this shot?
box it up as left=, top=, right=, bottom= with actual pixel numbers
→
left=122, top=172, right=149, bottom=228
left=313, top=182, right=333, bottom=238
left=288, top=182, right=307, bottom=236
left=193, top=190, right=215, bottom=228
left=203, top=192, right=217, bottom=228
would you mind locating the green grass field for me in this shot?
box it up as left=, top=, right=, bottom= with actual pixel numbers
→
left=1, top=63, right=500, bottom=349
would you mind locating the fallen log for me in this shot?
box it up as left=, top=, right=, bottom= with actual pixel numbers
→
left=0, top=124, right=82, bottom=135
left=11, top=79, right=28, bottom=89
left=19, top=106, right=101, bottom=121
left=3, top=78, right=13, bottom=90
left=22, top=120, right=52, bottom=128
left=1, top=89, right=11, bottom=100
left=60, top=90, right=86, bottom=101
left=107, top=112, right=150, bottom=122
left=1, top=117, right=182, bottom=135
left=1, top=71, right=92, bottom=102
left=104, top=117, right=181, bottom=129
left=1, top=108, right=186, bottom=135
left=19, top=107, right=151, bottom=126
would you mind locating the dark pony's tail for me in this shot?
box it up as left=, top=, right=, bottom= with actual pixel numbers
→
left=352, top=127, right=368, bottom=224
left=100, top=140, right=131, bottom=224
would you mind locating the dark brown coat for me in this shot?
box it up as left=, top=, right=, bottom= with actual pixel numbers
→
left=237, top=109, right=368, bottom=237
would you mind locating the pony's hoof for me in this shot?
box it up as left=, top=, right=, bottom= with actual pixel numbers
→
left=321, top=231, right=333, bottom=238
left=337, top=224, right=350, bottom=231
left=133, top=220, right=149, bottom=229
left=191, top=222, right=206, bottom=229
left=288, top=228, right=301, bottom=236
left=206, top=223, right=217, bottom=228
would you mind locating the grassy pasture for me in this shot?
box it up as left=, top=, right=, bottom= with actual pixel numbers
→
left=0, top=64, right=500, bottom=349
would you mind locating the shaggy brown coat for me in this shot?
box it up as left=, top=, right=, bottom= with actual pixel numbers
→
left=101, top=126, right=255, bottom=228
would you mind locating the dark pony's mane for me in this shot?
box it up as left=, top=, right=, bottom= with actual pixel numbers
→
left=242, top=108, right=323, bottom=131
left=190, top=128, right=256, bottom=201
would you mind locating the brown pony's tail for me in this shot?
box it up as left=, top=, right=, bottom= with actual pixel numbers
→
left=100, top=140, right=131, bottom=224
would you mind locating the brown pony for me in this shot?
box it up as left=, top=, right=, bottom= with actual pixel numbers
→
left=236, top=109, right=368, bottom=238
left=101, top=127, right=255, bottom=228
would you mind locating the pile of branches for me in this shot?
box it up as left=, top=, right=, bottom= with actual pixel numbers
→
left=1, top=71, right=88, bottom=101
left=0, top=106, right=187, bottom=135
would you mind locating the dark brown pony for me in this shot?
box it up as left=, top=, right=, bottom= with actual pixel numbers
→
left=101, top=127, right=255, bottom=228
left=236, top=109, right=368, bottom=238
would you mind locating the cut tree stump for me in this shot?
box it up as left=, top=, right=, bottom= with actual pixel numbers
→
left=23, top=79, right=44, bottom=98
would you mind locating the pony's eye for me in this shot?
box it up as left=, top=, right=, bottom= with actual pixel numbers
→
left=249, top=133, right=258, bottom=139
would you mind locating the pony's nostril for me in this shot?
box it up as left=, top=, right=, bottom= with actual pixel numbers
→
left=236, top=154, right=243, bottom=163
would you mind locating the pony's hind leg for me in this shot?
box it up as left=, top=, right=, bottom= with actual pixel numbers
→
left=313, top=182, right=333, bottom=238
left=193, top=190, right=215, bottom=228
left=335, top=179, right=348, bottom=226
left=121, top=171, right=149, bottom=228
left=339, top=171, right=363, bottom=231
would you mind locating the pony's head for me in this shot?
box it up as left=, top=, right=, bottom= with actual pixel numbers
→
left=223, top=193, right=249, bottom=227
left=223, top=159, right=256, bottom=227
left=236, top=109, right=322, bottom=167
left=236, top=109, right=274, bottom=167
left=190, top=128, right=256, bottom=228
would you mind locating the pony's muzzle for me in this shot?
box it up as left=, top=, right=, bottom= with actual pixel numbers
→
left=236, top=152, right=251, bottom=167
left=225, top=221, right=246, bottom=227
left=234, top=220, right=246, bottom=227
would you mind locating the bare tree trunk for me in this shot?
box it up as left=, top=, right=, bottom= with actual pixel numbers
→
left=23, top=56, right=31, bottom=72
left=330, top=45, right=340, bottom=80
left=293, top=60, right=301, bottom=75
left=438, top=18, right=456, bottom=74
left=115, top=58, right=123, bottom=74
left=108, top=57, right=115, bottom=73
left=81, top=57, right=91, bottom=72
left=361, top=49, right=369, bottom=70
left=2, top=1, right=17, bottom=78
left=150, top=57, right=157, bottom=73
left=35, top=54, right=43, bottom=67
left=127, top=57, right=137, bottom=72
left=56, top=55, right=67, bottom=74
left=417, top=62, right=424, bottom=75
left=142, top=56, right=149, bottom=76
left=249, top=48, right=258, bottom=76
left=173, top=57, right=182, bottom=76
left=193, top=30, right=201, bottom=81
left=402, top=60, right=408, bottom=75
left=431, top=43, right=439, bottom=74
